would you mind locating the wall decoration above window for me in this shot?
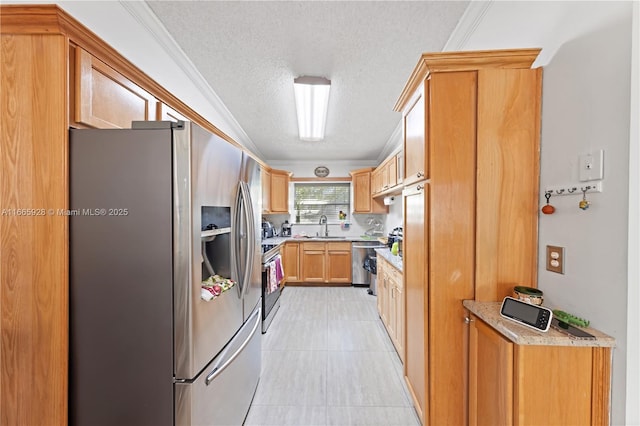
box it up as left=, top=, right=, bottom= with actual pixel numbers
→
left=314, top=166, right=330, bottom=178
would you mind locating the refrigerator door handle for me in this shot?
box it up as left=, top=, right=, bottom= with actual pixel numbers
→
left=204, top=306, right=261, bottom=386
left=233, top=183, right=245, bottom=298
left=239, top=182, right=255, bottom=300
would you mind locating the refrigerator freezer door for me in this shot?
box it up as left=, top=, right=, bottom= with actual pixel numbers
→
left=69, top=128, right=174, bottom=426
left=174, top=123, right=245, bottom=380
left=175, top=306, right=262, bottom=426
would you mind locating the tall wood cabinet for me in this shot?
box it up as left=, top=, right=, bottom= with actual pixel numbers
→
left=0, top=5, right=257, bottom=425
left=395, top=49, right=542, bottom=425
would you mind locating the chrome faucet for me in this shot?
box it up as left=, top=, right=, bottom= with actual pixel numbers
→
left=319, top=215, right=329, bottom=237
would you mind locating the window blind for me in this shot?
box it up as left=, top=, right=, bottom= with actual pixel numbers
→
left=294, top=183, right=350, bottom=224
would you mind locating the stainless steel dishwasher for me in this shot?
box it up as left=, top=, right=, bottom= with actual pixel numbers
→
left=351, top=241, right=386, bottom=286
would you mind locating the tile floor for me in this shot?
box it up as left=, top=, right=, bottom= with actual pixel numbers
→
left=245, top=286, right=420, bottom=426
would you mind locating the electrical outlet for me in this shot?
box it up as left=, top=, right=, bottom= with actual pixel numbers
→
left=546, top=245, right=564, bottom=274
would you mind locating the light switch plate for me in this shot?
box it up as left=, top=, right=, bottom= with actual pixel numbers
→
left=579, top=150, right=604, bottom=182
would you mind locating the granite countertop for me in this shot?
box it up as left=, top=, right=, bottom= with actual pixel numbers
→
left=463, top=300, right=615, bottom=348
left=262, top=235, right=383, bottom=246
left=374, top=248, right=403, bottom=272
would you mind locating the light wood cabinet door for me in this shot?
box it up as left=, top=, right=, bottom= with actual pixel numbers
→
left=261, top=167, right=271, bottom=214
left=283, top=242, right=300, bottom=282
left=469, top=315, right=609, bottom=426
left=403, top=182, right=428, bottom=424
left=157, top=102, right=187, bottom=122
left=73, top=47, right=157, bottom=128
left=387, top=156, right=397, bottom=189
left=376, top=256, right=404, bottom=363
left=350, top=168, right=388, bottom=214
left=377, top=260, right=389, bottom=325
left=376, top=258, right=384, bottom=316
left=352, top=169, right=373, bottom=212
left=301, top=242, right=325, bottom=283
left=403, top=83, right=427, bottom=186
left=270, top=169, right=289, bottom=213
left=468, top=315, right=513, bottom=426
left=326, top=242, right=352, bottom=283
left=394, top=279, right=404, bottom=363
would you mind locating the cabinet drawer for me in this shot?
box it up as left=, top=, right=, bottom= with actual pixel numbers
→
left=327, top=242, right=350, bottom=251
left=388, top=266, right=403, bottom=288
left=302, top=242, right=325, bottom=251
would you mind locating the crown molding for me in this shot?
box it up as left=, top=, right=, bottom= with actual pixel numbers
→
left=377, top=120, right=403, bottom=163
left=442, top=0, right=494, bottom=51
left=119, top=1, right=263, bottom=158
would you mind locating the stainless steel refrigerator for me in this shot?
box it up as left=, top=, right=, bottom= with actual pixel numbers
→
left=69, top=121, right=262, bottom=426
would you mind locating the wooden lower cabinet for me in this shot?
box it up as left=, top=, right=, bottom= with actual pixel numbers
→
left=301, top=242, right=326, bottom=283
left=376, top=256, right=404, bottom=362
left=282, top=242, right=300, bottom=282
left=468, top=315, right=612, bottom=426
left=326, top=243, right=352, bottom=283
left=298, top=241, right=351, bottom=284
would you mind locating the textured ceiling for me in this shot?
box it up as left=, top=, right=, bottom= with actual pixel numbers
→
left=145, top=1, right=469, bottom=162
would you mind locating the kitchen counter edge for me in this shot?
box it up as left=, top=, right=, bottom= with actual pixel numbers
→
left=463, top=300, right=615, bottom=348
left=262, top=236, right=382, bottom=245
left=374, top=248, right=403, bottom=272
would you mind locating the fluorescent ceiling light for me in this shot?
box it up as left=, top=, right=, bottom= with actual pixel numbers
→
left=293, top=76, right=331, bottom=141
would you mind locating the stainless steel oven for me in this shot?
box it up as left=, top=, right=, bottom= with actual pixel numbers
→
left=261, top=243, right=283, bottom=333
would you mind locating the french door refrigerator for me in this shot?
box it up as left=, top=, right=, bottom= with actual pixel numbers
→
left=69, top=121, right=262, bottom=426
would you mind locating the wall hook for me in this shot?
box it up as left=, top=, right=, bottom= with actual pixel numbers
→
left=579, top=187, right=591, bottom=210
left=541, top=192, right=555, bottom=215
left=567, top=187, right=577, bottom=194
left=555, top=189, right=565, bottom=195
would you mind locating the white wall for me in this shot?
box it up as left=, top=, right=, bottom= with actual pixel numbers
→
left=450, top=2, right=637, bottom=424
left=265, top=160, right=390, bottom=237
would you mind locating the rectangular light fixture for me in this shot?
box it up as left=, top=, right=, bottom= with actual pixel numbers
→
left=293, top=76, right=331, bottom=141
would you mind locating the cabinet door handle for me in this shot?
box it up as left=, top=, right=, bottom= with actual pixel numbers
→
left=416, top=171, right=424, bottom=178
left=416, top=185, right=423, bottom=191
left=464, top=317, right=475, bottom=324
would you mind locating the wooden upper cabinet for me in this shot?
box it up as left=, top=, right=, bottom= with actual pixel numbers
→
left=270, top=169, right=290, bottom=213
left=72, top=46, right=157, bottom=128
left=371, top=152, right=402, bottom=197
left=157, top=102, right=187, bottom=122
left=350, top=168, right=387, bottom=214
left=351, top=168, right=373, bottom=212
left=403, top=83, right=427, bottom=186
left=387, top=156, right=397, bottom=189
